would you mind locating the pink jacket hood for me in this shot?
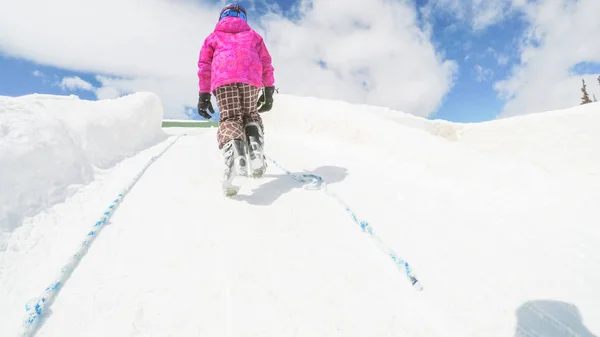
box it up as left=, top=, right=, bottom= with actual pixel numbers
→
left=197, top=17, right=275, bottom=93
left=215, top=16, right=251, bottom=33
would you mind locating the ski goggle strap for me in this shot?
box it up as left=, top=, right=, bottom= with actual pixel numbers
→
left=219, top=5, right=247, bottom=21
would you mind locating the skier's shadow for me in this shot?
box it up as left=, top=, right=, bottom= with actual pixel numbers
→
left=514, top=300, right=597, bottom=336
left=238, top=165, right=348, bottom=205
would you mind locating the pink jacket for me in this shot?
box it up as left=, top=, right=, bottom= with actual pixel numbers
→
left=198, top=17, right=275, bottom=93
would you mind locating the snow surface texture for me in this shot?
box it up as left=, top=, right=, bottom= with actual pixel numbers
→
left=0, top=93, right=167, bottom=250
left=0, top=93, right=599, bottom=337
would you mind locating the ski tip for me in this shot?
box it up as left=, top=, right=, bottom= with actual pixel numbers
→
left=410, top=276, right=423, bottom=291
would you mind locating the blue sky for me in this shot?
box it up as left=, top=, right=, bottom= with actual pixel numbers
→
left=417, top=3, right=528, bottom=122
left=1, top=0, right=599, bottom=123
left=0, top=57, right=100, bottom=101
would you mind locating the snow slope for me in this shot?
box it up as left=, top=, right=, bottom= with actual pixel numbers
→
left=0, top=93, right=599, bottom=337
left=0, top=93, right=167, bottom=250
left=457, top=103, right=600, bottom=179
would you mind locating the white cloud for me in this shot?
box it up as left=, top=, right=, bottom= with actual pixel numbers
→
left=474, top=65, right=494, bottom=82
left=0, top=0, right=223, bottom=118
left=496, top=54, right=509, bottom=65
left=422, top=0, right=600, bottom=118
left=59, top=76, right=94, bottom=91
left=486, top=47, right=509, bottom=65
left=257, top=0, right=458, bottom=117
left=494, top=0, right=600, bottom=118
left=421, top=0, right=515, bottom=31
left=0, top=0, right=457, bottom=118
left=32, top=70, right=44, bottom=77
left=471, top=0, right=513, bottom=31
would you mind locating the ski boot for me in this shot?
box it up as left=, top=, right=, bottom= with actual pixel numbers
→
left=221, top=139, right=249, bottom=196
left=245, top=122, right=267, bottom=178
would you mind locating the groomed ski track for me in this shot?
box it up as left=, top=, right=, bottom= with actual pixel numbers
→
left=2, top=95, right=599, bottom=337
left=19, top=129, right=438, bottom=337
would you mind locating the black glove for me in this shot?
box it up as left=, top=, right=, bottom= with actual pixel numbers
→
left=257, top=86, right=275, bottom=112
left=197, top=92, right=214, bottom=119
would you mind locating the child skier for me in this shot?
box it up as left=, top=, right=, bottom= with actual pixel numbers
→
left=196, top=3, right=275, bottom=196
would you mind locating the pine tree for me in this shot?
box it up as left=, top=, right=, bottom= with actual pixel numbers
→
left=581, top=79, right=592, bottom=104
left=597, top=76, right=600, bottom=102
left=594, top=94, right=598, bottom=102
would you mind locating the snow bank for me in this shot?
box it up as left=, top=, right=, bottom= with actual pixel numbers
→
left=262, top=94, right=460, bottom=143
left=265, top=94, right=600, bottom=176
left=458, top=102, right=600, bottom=175
left=0, top=92, right=167, bottom=247
left=1, top=93, right=599, bottom=337
left=260, top=93, right=463, bottom=172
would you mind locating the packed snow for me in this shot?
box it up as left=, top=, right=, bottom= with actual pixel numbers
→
left=0, top=92, right=598, bottom=337
left=0, top=93, right=167, bottom=250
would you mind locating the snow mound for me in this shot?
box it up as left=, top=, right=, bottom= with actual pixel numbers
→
left=458, top=102, right=600, bottom=176
left=0, top=92, right=167, bottom=248
left=1, top=93, right=599, bottom=337
left=262, top=94, right=461, bottom=144
left=265, top=94, right=600, bottom=176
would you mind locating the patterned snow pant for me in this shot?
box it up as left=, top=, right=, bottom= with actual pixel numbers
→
left=215, top=83, right=264, bottom=150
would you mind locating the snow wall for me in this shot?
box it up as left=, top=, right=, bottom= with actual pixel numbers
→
left=0, top=92, right=167, bottom=248
left=263, top=94, right=600, bottom=176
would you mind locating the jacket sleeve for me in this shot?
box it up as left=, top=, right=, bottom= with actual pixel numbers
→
left=256, top=35, right=275, bottom=87
left=197, top=35, right=214, bottom=93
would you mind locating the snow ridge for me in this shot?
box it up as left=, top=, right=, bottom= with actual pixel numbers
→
left=0, top=92, right=167, bottom=250
left=17, top=134, right=184, bottom=337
